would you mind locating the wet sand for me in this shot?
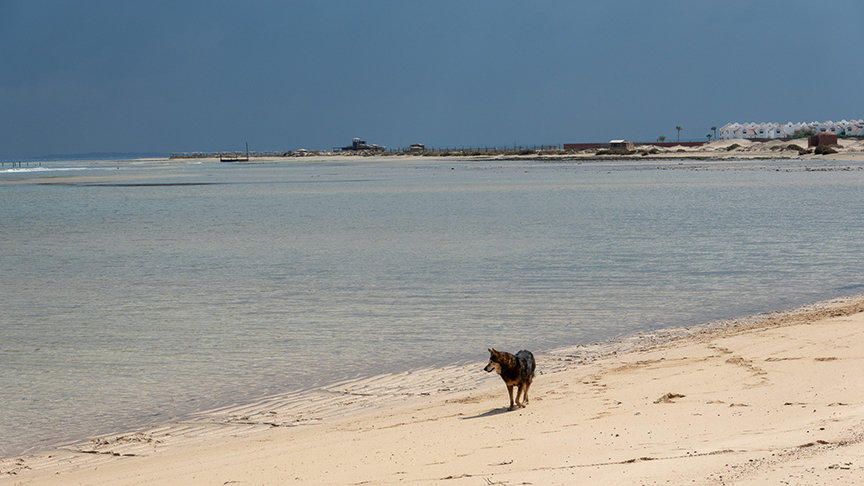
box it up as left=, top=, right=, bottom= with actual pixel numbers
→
left=3, top=296, right=864, bottom=485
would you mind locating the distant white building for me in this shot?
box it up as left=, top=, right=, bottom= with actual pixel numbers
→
left=719, top=120, right=864, bottom=139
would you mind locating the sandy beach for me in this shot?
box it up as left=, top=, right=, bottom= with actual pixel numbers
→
left=3, top=296, right=864, bottom=485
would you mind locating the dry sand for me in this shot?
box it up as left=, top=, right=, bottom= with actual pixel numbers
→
left=653, top=137, right=864, bottom=163
left=3, top=296, right=864, bottom=485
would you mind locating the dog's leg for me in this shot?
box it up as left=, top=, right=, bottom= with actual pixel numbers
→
left=522, top=381, right=531, bottom=407
left=515, top=383, right=525, bottom=408
left=507, top=385, right=516, bottom=410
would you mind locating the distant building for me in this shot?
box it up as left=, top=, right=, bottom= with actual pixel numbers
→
left=719, top=120, right=864, bottom=140
left=609, top=140, right=635, bottom=150
left=340, top=138, right=385, bottom=152
left=408, top=143, right=425, bottom=153
left=808, top=131, right=839, bottom=147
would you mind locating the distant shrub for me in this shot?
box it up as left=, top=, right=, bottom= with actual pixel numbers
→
left=596, top=148, right=634, bottom=156
left=726, top=143, right=741, bottom=151
left=786, top=144, right=812, bottom=155
left=814, top=145, right=838, bottom=155
left=791, top=128, right=816, bottom=139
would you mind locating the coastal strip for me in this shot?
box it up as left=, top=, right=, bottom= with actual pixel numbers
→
left=3, top=295, right=864, bottom=484
left=162, top=137, right=864, bottom=162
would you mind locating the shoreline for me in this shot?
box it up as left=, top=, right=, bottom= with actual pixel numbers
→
left=6, top=138, right=864, bottom=167
left=4, top=295, right=864, bottom=484
left=0, top=142, right=864, bottom=175
left=182, top=137, right=864, bottom=163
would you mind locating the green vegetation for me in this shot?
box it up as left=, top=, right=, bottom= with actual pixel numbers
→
left=790, top=128, right=816, bottom=139
left=814, top=145, right=838, bottom=155
left=595, top=148, right=635, bottom=156
left=726, top=143, right=741, bottom=151
left=786, top=144, right=811, bottom=155
left=636, top=148, right=661, bottom=156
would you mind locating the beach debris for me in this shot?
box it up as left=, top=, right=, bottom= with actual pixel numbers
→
left=78, top=450, right=137, bottom=457
left=654, top=393, right=686, bottom=404
left=623, top=456, right=657, bottom=463
left=798, top=440, right=830, bottom=448
left=0, top=458, right=31, bottom=476
left=482, top=477, right=510, bottom=485
left=63, top=433, right=159, bottom=458
left=441, top=473, right=472, bottom=480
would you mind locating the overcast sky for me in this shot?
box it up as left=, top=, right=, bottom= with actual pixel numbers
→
left=2, top=0, right=863, bottom=158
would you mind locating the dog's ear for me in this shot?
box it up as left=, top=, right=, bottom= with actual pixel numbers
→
left=488, top=348, right=497, bottom=355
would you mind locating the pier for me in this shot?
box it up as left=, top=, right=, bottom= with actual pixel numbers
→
left=170, top=151, right=286, bottom=160
left=1, top=161, right=39, bottom=168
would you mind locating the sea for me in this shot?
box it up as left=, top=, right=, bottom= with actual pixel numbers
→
left=2, top=156, right=864, bottom=457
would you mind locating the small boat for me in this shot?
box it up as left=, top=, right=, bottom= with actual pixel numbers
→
left=221, top=142, right=250, bottom=162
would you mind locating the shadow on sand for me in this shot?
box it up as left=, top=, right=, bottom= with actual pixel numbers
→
left=460, top=407, right=511, bottom=420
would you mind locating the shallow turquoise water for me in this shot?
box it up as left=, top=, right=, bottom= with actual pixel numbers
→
left=2, top=157, right=863, bottom=455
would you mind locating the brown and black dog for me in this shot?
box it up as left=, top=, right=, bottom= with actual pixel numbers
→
left=484, top=348, right=535, bottom=410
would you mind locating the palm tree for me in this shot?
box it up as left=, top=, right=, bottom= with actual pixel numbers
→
left=675, top=126, right=682, bottom=142
left=711, top=126, right=718, bottom=140
left=657, top=136, right=666, bottom=143
left=707, top=134, right=712, bottom=141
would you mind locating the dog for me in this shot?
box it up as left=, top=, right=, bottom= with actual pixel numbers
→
left=484, top=348, right=535, bottom=410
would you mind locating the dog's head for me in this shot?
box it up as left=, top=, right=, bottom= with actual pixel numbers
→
left=484, top=348, right=503, bottom=374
